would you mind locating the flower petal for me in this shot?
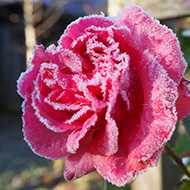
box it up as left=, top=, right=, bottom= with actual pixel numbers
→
left=58, top=49, right=82, bottom=73
left=58, top=16, right=115, bottom=49
left=66, top=113, right=97, bottom=153
left=64, top=150, right=95, bottom=181
left=22, top=98, right=71, bottom=159
left=32, top=89, right=81, bottom=132
left=114, top=5, right=186, bottom=84
left=127, top=51, right=178, bottom=161
left=93, top=143, right=163, bottom=187
left=97, top=118, right=118, bottom=156
left=17, top=64, right=39, bottom=98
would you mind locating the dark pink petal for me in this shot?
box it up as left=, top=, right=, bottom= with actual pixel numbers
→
left=45, top=90, right=89, bottom=111
left=66, top=113, right=97, bottom=153
left=57, top=49, right=82, bottom=73
left=114, top=5, right=186, bottom=84
left=32, top=45, right=65, bottom=70
left=176, top=78, right=190, bottom=120
left=17, top=64, right=39, bottom=98
left=31, top=63, right=93, bottom=132
left=127, top=52, right=178, bottom=161
left=93, top=144, right=163, bottom=186
left=32, top=90, right=79, bottom=132
left=97, top=118, right=118, bottom=156
left=93, top=146, right=150, bottom=186
left=22, top=98, right=71, bottom=159
left=32, top=45, right=49, bottom=65
left=31, top=45, right=60, bottom=66
left=38, top=62, right=78, bottom=92
left=78, top=76, right=107, bottom=111
left=64, top=150, right=95, bottom=181
left=58, top=16, right=115, bottom=49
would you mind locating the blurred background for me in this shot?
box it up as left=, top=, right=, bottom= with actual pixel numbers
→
left=0, top=0, right=190, bottom=190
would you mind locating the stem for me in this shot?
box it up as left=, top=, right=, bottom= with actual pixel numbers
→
left=104, top=179, right=107, bottom=190
left=164, top=143, right=190, bottom=179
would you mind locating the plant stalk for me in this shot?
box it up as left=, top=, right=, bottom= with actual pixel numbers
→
left=164, top=143, right=190, bottom=179
left=104, top=179, right=107, bottom=190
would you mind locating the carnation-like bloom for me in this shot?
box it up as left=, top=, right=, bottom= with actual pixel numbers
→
left=17, top=5, right=190, bottom=186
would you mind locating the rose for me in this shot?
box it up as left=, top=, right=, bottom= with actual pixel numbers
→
left=17, top=5, right=190, bottom=186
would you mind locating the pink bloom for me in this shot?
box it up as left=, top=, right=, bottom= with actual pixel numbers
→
left=17, top=5, right=190, bottom=186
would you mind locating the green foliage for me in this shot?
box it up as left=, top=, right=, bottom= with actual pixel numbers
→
left=177, top=29, right=190, bottom=139
left=177, top=30, right=190, bottom=68
left=107, top=182, right=131, bottom=190
left=182, top=115, right=190, bottom=139
left=174, top=133, right=190, bottom=157
left=174, top=180, right=190, bottom=190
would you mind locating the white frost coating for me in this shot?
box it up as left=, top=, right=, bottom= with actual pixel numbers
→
left=182, top=29, right=190, bottom=37
left=120, top=89, right=131, bottom=111
left=39, top=62, right=59, bottom=78
left=66, top=113, right=98, bottom=154
left=182, top=157, right=190, bottom=165
left=94, top=160, right=149, bottom=187
left=65, top=106, right=91, bottom=124
left=31, top=75, right=69, bottom=132
left=128, top=50, right=179, bottom=163
left=22, top=98, right=69, bottom=160
left=17, top=64, right=35, bottom=98
left=98, top=117, right=119, bottom=156
left=44, top=97, right=82, bottom=111
left=100, top=11, right=105, bottom=17
left=31, top=63, right=90, bottom=131
left=59, top=49, right=82, bottom=73
left=71, top=33, right=88, bottom=49
left=73, top=73, right=107, bottom=111
left=113, top=4, right=187, bottom=83
left=47, top=44, right=57, bottom=55
left=58, top=14, right=115, bottom=47
left=31, top=90, right=63, bottom=132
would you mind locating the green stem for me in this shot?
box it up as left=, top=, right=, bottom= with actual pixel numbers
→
left=164, top=143, right=190, bottom=179
left=104, top=179, right=107, bottom=190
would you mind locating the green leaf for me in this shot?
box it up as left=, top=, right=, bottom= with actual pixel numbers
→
left=107, top=182, right=131, bottom=190
left=174, top=134, right=190, bottom=157
left=175, top=180, right=190, bottom=190
left=182, top=115, right=190, bottom=139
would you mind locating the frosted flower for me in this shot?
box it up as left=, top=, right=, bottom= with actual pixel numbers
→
left=17, top=5, right=190, bottom=186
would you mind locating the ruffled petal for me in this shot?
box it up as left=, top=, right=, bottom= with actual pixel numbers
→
left=93, top=144, right=163, bottom=187
left=97, top=118, right=118, bottom=156
left=64, top=150, right=95, bottom=181
left=32, top=89, right=79, bottom=132
left=127, top=50, right=178, bottom=161
left=17, top=64, right=39, bottom=98
left=66, top=113, right=97, bottom=153
left=22, top=98, right=71, bottom=159
left=114, top=5, right=186, bottom=84
left=58, top=15, right=115, bottom=49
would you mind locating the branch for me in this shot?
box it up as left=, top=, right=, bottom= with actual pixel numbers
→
left=164, top=143, right=190, bottom=179
left=35, top=8, right=62, bottom=38
left=103, top=180, right=107, bottom=190
left=35, top=0, right=68, bottom=38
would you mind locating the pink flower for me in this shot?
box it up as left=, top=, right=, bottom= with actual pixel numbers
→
left=17, top=5, right=190, bottom=186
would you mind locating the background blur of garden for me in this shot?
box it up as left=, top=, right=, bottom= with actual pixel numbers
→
left=0, top=0, right=190, bottom=190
